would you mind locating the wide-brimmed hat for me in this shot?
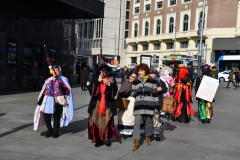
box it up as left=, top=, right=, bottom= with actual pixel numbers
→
left=178, top=64, right=186, bottom=68
left=96, top=64, right=112, bottom=74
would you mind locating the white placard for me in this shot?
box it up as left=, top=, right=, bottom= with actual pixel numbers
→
left=196, top=75, right=219, bottom=102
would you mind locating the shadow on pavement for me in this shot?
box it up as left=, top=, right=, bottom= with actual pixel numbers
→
left=159, top=121, right=177, bottom=142
left=59, top=118, right=89, bottom=135
left=0, top=123, right=33, bottom=138
left=0, top=113, right=7, bottom=117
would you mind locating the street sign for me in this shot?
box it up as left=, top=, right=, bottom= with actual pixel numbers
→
left=198, top=22, right=202, bottom=29
left=197, top=30, right=201, bottom=37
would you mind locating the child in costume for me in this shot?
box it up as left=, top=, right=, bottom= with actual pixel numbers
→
left=33, top=66, right=74, bottom=138
left=174, top=64, right=195, bottom=123
left=195, top=64, right=214, bottom=124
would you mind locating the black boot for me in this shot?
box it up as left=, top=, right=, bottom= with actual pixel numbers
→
left=123, top=135, right=128, bottom=139
left=52, top=113, right=61, bottom=138
left=202, top=120, right=206, bottom=124
left=105, top=140, right=111, bottom=147
left=44, top=113, right=53, bottom=138
left=206, top=119, right=210, bottom=124
left=95, top=141, right=104, bottom=147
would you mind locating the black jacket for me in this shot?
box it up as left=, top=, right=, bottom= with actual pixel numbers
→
left=155, top=79, right=168, bottom=111
left=88, top=73, right=118, bottom=117
left=187, top=67, right=193, bottom=81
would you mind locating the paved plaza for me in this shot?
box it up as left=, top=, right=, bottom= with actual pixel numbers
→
left=0, top=79, right=240, bottom=160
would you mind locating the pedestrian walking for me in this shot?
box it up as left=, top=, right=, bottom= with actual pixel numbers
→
left=192, top=68, right=197, bottom=87
left=88, top=65, right=120, bottom=147
left=131, top=64, right=159, bottom=151
left=149, top=69, right=167, bottom=141
left=226, top=69, right=237, bottom=88
left=31, top=61, right=42, bottom=91
left=174, top=64, right=195, bottom=123
left=33, top=65, right=74, bottom=138
left=119, top=66, right=130, bottom=84
left=117, top=70, right=144, bottom=139
left=234, top=68, right=240, bottom=87
left=61, top=62, right=67, bottom=77
left=80, top=67, right=89, bottom=91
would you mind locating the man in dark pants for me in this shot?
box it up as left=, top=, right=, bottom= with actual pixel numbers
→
left=61, top=62, right=67, bottom=77
left=187, top=63, right=193, bottom=87
left=32, top=61, right=42, bottom=91
left=149, top=69, right=167, bottom=141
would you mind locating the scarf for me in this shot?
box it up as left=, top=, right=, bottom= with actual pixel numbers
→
left=98, top=75, right=108, bottom=115
left=140, top=75, right=149, bottom=83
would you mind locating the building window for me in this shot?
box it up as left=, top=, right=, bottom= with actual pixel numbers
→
left=154, top=44, right=161, bottom=50
left=143, top=44, right=148, bottom=51
left=180, top=41, right=188, bottom=48
left=125, top=31, right=129, bottom=39
left=167, top=43, right=174, bottom=49
left=157, top=1, right=163, bottom=9
left=156, top=19, right=161, bottom=35
left=135, top=0, right=140, bottom=4
left=93, top=40, right=96, bottom=48
left=135, top=7, right=139, bottom=14
left=84, top=22, right=88, bottom=38
left=126, top=11, right=129, bottom=20
left=132, top=45, right=138, bottom=51
left=79, top=24, right=83, bottom=38
left=126, top=1, right=130, bottom=10
left=131, top=57, right=137, bottom=63
left=184, top=0, right=191, bottom=2
left=170, top=0, right=176, bottom=6
left=145, top=4, right=151, bottom=11
left=199, top=11, right=205, bottom=29
left=169, top=17, right=174, bottom=33
left=125, top=21, right=129, bottom=30
left=124, top=41, right=128, bottom=49
left=183, top=14, right=189, bottom=31
left=145, top=21, right=149, bottom=36
left=134, top=23, right=138, bottom=37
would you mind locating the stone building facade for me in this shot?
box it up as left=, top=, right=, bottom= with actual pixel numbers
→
left=126, top=0, right=240, bottom=68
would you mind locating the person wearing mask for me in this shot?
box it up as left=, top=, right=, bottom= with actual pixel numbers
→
left=118, top=70, right=142, bottom=139
left=131, top=64, right=159, bottom=151
left=33, top=65, right=74, bottom=138
left=80, top=67, right=89, bottom=91
left=88, top=65, right=120, bottom=147
left=174, top=64, right=195, bottom=123
left=61, top=62, right=67, bottom=77
left=32, top=61, right=42, bottom=91
left=234, top=68, right=240, bottom=87
left=119, top=66, right=130, bottom=84
left=226, top=69, right=237, bottom=88
left=149, top=69, right=167, bottom=141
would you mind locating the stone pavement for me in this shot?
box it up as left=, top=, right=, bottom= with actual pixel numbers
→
left=0, top=79, right=240, bottom=160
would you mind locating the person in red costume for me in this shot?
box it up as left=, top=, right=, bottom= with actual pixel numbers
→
left=174, top=64, right=195, bottom=123
left=88, top=65, right=120, bottom=147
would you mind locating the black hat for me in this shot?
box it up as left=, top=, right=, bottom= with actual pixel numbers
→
left=150, top=69, right=157, bottom=74
left=96, top=64, right=112, bottom=74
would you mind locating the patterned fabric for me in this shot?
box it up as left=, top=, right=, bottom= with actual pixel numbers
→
left=160, top=76, right=174, bottom=97
left=33, top=76, right=74, bottom=131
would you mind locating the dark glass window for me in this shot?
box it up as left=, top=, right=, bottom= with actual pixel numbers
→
left=125, top=31, right=129, bottom=39
left=126, top=11, right=129, bottom=20
left=183, top=14, right=189, bottom=31
left=143, top=44, right=148, bottom=51
left=145, top=4, right=151, bottom=11
left=170, top=0, right=176, bottom=6
left=132, top=45, right=138, bottom=51
left=134, top=23, right=138, bottom=37
left=167, top=43, right=174, bottom=49
left=180, top=41, right=189, bottom=48
left=125, top=21, right=129, bottom=30
left=156, top=19, right=161, bottom=34
left=145, top=21, right=149, bottom=36
left=154, top=44, right=161, bottom=50
left=131, top=57, right=137, bottom=63
left=169, top=17, right=174, bottom=33
left=135, top=7, right=139, bottom=14
left=126, top=1, right=130, bottom=10
left=184, top=0, right=191, bottom=2
left=157, top=1, right=163, bottom=9
left=135, top=0, right=140, bottom=4
left=199, top=11, right=205, bottom=29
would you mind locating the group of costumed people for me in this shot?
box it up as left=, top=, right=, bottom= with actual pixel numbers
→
left=32, top=53, right=216, bottom=150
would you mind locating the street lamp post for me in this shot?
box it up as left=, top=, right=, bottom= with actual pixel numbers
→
left=197, top=0, right=206, bottom=76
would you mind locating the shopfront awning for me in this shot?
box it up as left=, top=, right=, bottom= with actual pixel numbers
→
left=0, top=0, right=105, bottom=19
